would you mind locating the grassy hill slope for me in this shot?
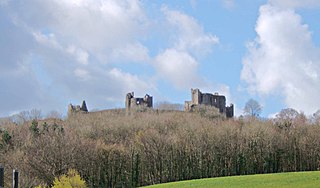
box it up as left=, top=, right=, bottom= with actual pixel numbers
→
left=145, top=171, right=320, bottom=188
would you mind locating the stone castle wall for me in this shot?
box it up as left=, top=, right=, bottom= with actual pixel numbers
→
left=67, top=89, right=234, bottom=118
left=125, top=92, right=153, bottom=112
left=68, top=100, right=88, bottom=115
left=185, top=89, right=234, bottom=118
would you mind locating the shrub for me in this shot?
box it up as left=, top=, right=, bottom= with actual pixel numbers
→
left=53, top=169, right=87, bottom=188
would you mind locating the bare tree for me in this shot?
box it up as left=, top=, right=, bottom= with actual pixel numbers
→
left=312, top=109, right=320, bottom=124
left=10, top=109, right=42, bottom=125
left=30, top=109, right=42, bottom=120
left=4, top=107, right=320, bottom=187
left=276, top=108, right=299, bottom=120
left=46, top=110, right=63, bottom=119
left=274, top=108, right=299, bottom=127
left=10, top=111, right=30, bottom=125
left=243, top=99, right=262, bottom=117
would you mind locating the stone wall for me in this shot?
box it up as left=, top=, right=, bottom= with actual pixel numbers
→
left=68, top=100, right=88, bottom=116
left=126, top=92, right=153, bottom=112
left=185, top=88, right=234, bottom=118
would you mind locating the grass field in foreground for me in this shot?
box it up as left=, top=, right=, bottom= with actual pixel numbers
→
left=144, top=171, right=320, bottom=188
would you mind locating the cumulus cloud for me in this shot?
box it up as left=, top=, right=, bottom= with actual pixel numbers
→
left=111, top=43, right=150, bottom=63
left=241, top=3, right=320, bottom=114
left=269, top=0, right=320, bottom=9
left=66, top=45, right=89, bottom=65
left=0, top=0, right=155, bottom=116
left=154, top=7, right=219, bottom=90
left=0, top=0, right=224, bottom=116
left=162, top=7, right=219, bottom=58
left=0, top=8, right=48, bottom=116
left=9, top=0, right=148, bottom=62
left=155, top=49, right=203, bottom=89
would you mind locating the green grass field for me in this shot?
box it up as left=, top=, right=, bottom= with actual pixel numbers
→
left=144, top=171, right=320, bottom=188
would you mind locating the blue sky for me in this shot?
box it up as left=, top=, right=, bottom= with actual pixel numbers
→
left=1, top=0, right=320, bottom=117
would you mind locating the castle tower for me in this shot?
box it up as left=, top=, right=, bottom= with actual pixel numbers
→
left=81, top=100, right=88, bottom=112
left=185, top=88, right=234, bottom=118
left=144, top=94, right=153, bottom=108
left=125, top=92, right=153, bottom=113
left=67, top=104, right=74, bottom=116
left=126, top=92, right=134, bottom=113
left=67, top=100, right=89, bottom=117
left=191, top=89, right=201, bottom=105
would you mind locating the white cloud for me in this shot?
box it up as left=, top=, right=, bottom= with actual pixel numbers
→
left=74, top=68, right=90, bottom=80
left=21, top=0, right=147, bottom=62
left=111, top=43, right=150, bottom=63
left=0, top=8, right=50, bottom=116
left=0, top=0, right=225, bottom=116
left=66, top=45, right=89, bottom=65
left=155, top=49, right=203, bottom=89
left=108, top=68, right=155, bottom=95
left=33, top=32, right=61, bottom=49
left=241, top=4, right=320, bottom=114
left=0, top=0, right=155, bottom=116
left=269, top=0, right=320, bottom=9
left=154, top=7, right=219, bottom=90
left=161, top=7, right=219, bottom=58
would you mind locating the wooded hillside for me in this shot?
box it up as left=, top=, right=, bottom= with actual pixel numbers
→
left=0, top=109, right=320, bottom=187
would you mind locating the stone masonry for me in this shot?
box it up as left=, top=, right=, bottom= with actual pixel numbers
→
left=125, top=92, right=153, bottom=112
left=185, top=89, right=234, bottom=118
left=68, top=100, right=88, bottom=115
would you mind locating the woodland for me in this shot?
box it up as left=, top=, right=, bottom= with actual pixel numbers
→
left=0, top=107, right=320, bottom=187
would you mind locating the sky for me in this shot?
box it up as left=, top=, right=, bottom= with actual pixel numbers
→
left=1, top=0, right=320, bottom=118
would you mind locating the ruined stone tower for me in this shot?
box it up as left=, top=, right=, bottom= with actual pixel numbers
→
left=185, top=89, right=234, bottom=118
left=125, top=92, right=153, bottom=112
left=68, top=100, right=88, bottom=116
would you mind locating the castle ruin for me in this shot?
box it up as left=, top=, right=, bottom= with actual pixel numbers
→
left=125, top=92, right=153, bottom=112
left=68, top=100, right=88, bottom=115
left=185, top=89, right=234, bottom=118
left=67, top=90, right=234, bottom=117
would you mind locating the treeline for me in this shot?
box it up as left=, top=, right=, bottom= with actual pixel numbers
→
left=1, top=109, right=320, bottom=187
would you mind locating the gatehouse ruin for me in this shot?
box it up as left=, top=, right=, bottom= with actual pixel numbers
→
left=125, top=92, right=153, bottom=112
